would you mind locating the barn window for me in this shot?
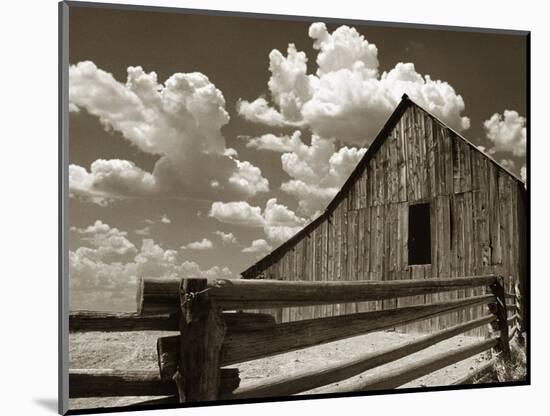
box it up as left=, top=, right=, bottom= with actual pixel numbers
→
left=408, top=203, right=431, bottom=265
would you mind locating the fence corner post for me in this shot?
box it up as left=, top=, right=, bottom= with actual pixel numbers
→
left=173, top=278, right=226, bottom=403
left=514, top=281, right=525, bottom=345
left=489, top=276, right=511, bottom=362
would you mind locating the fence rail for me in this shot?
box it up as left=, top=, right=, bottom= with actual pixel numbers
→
left=138, top=275, right=498, bottom=314
left=69, top=274, right=523, bottom=406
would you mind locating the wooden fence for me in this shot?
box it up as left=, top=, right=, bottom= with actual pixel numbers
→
left=69, top=275, right=523, bottom=406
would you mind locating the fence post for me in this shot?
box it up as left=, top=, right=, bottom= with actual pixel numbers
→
left=514, top=281, right=525, bottom=345
left=488, top=277, right=511, bottom=362
left=173, top=278, right=226, bottom=403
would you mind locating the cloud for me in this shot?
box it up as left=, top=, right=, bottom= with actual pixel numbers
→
left=70, top=220, right=137, bottom=258
left=134, top=226, right=151, bottom=236
left=238, top=23, right=470, bottom=146
left=520, top=166, right=526, bottom=182
left=69, top=61, right=269, bottom=204
left=69, top=160, right=157, bottom=205
left=242, top=239, right=272, bottom=256
left=228, top=160, right=269, bottom=194
left=262, top=197, right=306, bottom=243
left=244, top=131, right=366, bottom=217
left=209, top=201, right=265, bottom=227
left=309, top=22, right=379, bottom=77
left=209, top=198, right=307, bottom=245
left=236, top=97, right=293, bottom=127
left=69, top=221, right=236, bottom=311
left=500, top=159, right=516, bottom=171
left=244, top=131, right=304, bottom=152
left=143, top=214, right=172, bottom=228
left=214, top=231, right=237, bottom=245
left=483, top=110, right=526, bottom=157
left=182, top=238, right=214, bottom=250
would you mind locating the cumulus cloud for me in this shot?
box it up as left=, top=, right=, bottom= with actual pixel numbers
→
left=244, top=131, right=366, bottom=217
left=134, top=226, right=151, bottom=236
left=69, top=61, right=268, bottom=204
left=71, top=220, right=137, bottom=258
left=209, top=198, right=307, bottom=245
left=242, top=239, right=272, bottom=256
left=244, top=131, right=304, bottom=152
left=143, top=214, right=172, bottom=227
left=209, top=201, right=265, bottom=227
left=214, top=231, right=238, bottom=245
left=236, top=97, right=292, bottom=127
left=182, top=238, right=214, bottom=250
left=69, top=160, right=157, bottom=205
left=69, top=221, right=235, bottom=311
left=238, top=23, right=470, bottom=146
left=483, top=110, right=526, bottom=157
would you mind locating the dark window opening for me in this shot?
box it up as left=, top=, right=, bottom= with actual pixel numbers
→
left=408, top=203, right=432, bottom=265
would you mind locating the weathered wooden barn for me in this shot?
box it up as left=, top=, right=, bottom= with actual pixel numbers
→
left=241, top=94, right=527, bottom=333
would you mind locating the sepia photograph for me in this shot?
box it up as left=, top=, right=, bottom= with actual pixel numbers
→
left=60, top=1, right=529, bottom=414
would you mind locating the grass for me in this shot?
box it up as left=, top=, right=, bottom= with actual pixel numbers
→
left=493, top=336, right=527, bottom=382
left=472, top=334, right=527, bottom=384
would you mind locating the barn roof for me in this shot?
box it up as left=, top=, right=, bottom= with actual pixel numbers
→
left=241, top=94, right=526, bottom=278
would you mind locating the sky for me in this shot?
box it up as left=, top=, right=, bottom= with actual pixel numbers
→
left=67, top=5, right=527, bottom=312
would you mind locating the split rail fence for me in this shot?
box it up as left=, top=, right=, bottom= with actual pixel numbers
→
left=69, top=274, right=523, bottom=405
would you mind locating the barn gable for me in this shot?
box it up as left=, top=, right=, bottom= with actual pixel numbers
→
left=241, top=94, right=527, bottom=324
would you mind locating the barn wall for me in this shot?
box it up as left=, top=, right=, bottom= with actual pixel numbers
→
left=246, top=103, right=527, bottom=335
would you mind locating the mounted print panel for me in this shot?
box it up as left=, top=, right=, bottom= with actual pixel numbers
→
left=59, top=1, right=529, bottom=414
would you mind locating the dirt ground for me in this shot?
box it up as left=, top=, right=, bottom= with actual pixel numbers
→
left=69, top=329, right=492, bottom=411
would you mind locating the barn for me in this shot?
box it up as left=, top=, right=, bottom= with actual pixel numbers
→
left=241, top=94, right=527, bottom=333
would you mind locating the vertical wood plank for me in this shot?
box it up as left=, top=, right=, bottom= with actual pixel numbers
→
left=489, top=164, right=502, bottom=265
left=174, top=278, right=226, bottom=403
left=398, top=117, right=408, bottom=202
left=426, top=114, right=437, bottom=198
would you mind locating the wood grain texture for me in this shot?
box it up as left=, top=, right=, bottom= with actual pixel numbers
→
left=69, top=312, right=178, bottom=332
left=157, top=294, right=495, bottom=375
left=68, top=368, right=239, bottom=398
left=328, top=337, right=499, bottom=392
left=69, top=311, right=275, bottom=333
left=140, top=276, right=497, bottom=314
left=489, top=278, right=512, bottom=361
left=224, top=314, right=494, bottom=399
left=173, top=279, right=226, bottom=402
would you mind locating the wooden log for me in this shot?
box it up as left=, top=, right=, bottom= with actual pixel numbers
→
left=513, top=282, right=525, bottom=345
left=328, top=337, right=499, bottom=392
left=489, top=278, right=512, bottom=361
left=139, top=276, right=498, bottom=314
left=224, top=315, right=495, bottom=399
left=69, top=312, right=178, bottom=332
left=68, top=368, right=239, bottom=398
left=173, top=278, right=226, bottom=403
left=223, top=312, right=277, bottom=332
left=451, top=358, right=497, bottom=385
left=69, top=311, right=275, bottom=333
left=157, top=294, right=495, bottom=377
